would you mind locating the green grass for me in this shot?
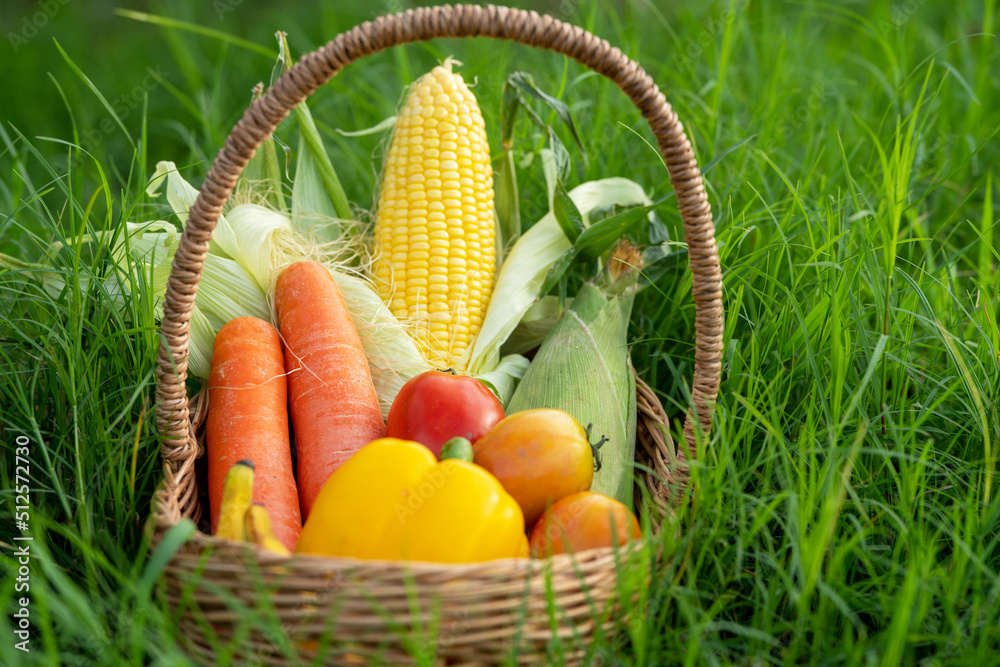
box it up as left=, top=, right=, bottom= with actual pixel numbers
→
left=1, top=0, right=999, bottom=664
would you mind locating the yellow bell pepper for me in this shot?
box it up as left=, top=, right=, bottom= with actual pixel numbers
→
left=295, top=438, right=528, bottom=563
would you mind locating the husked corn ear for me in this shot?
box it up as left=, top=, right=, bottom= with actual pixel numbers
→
left=374, top=59, right=495, bottom=369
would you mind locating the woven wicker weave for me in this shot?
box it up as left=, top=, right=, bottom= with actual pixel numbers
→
left=151, top=5, right=722, bottom=665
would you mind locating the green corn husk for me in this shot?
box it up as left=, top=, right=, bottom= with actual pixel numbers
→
left=506, top=246, right=640, bottom=507
left=236, top=83, right=285, bottom=212
left=463, top=177, right=651, bottom=376
left=500, top=295, right=568, bottom=357
left=278, top=32, right=354, bottom=237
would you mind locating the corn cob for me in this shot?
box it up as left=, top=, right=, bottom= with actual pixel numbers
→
left=374, top=59, right=496, bottom=369
left=506, top=242, right=642, bottom=508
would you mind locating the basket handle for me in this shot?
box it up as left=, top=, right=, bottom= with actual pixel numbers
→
left=153, top=4, right=723, bottom=524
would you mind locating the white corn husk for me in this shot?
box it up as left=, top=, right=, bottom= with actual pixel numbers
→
left=475, top=353, right=531, bottom=407
left=142, top=163, right=286, bottom=376
left=325, top=268, right=432, bottom=416
left=500, top=295, right=567, bottom=357
left=462, top=177, right=651, bottom=376
left=147, top=163, right=421, bottom=401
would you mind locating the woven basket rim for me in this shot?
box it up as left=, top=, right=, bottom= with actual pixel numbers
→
left=166, top=526, right=654, bottom=571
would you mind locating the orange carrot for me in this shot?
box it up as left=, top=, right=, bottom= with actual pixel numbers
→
left=275, top=261, right=386, bottom=518
left=207, top=317, right=302, bottom=551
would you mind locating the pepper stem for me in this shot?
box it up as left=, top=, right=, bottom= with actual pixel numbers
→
left=439, top=437, right=474, bottom=462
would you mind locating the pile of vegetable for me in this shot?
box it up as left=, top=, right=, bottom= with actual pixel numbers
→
left=16, top=39, right=668, bottom=563
left=210, top=255, right=642, bottom=561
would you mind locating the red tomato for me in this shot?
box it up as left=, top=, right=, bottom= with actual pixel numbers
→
left=386, top=370, right=505, bottom=457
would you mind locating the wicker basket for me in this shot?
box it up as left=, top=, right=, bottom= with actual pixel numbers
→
left=152, top=5, right=722, bottom=665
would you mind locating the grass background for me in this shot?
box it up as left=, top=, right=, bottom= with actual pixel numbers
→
left=1, top=0, right=998, bottom=664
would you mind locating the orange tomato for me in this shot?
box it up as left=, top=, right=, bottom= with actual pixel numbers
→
left=472, top=409, right=594, bottom=526
left=529, top=491, right=641, bottom=557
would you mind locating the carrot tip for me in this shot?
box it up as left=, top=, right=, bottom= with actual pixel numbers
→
left=236, top=459, right=256, bottom=470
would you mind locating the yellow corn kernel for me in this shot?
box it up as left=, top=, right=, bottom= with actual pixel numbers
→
left=374, top=59, right=495, bottom=369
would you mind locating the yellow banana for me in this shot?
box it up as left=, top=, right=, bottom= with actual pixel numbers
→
left=245, top=503, right=291, bottom=556
left=216, top=460, right=255, bottom=541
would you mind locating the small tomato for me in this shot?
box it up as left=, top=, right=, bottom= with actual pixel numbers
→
left=529, top=491, right=642, bottom=557
left=386, top=370, right=505, bottom=457
left=472, top=409, right=595, bottom=526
